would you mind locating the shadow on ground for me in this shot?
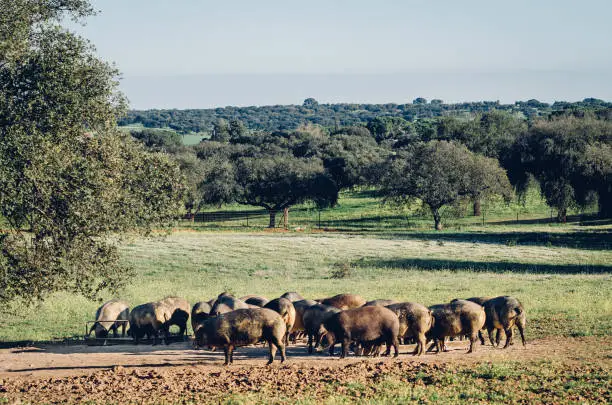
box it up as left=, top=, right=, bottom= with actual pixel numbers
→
left=353, top=257, right=612, bottom=274
left=5, top=344, right=328, bottom=373
left=375, top=230, right=612, bottom=250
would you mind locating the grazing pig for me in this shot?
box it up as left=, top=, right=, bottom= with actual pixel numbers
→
left=241, top=295, right=269, bottom=307
left=322, top=306, right=400, bottom=358
left=158, top=296, right=190, bottom=338
left=427, top=300, right=486, bottom=354
left=264, top=298, right=296, bottom=344
left=191, top=301, right=213, bottom=334
left=454, top=297, right=500, bottom=345
left=465, top=297, right=493, bottom=306
left=89, top=299, right=130, bottom=339
left=291, top=299, right=318, bottom=336
left=320, top=293, right=366, bottom=310
left=210, top=294, right=251, bottom=315
left=129, top=302, right=172, bottom=345
left=302, top=304, right=341, bottom=353
left=280, top=292, right=304, bottom=302
left=365, top=299, right=398, bottom=307
left=483, top=296, right=526, bottom=348
left=386, top=302, right=434, bottom=356
left=194, top=308, right=287, bottom=365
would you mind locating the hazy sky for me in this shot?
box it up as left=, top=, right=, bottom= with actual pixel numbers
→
left=70, top=0, right=612, bottom=108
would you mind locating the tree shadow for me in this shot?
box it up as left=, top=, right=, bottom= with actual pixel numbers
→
left=386, top=231, right=611, bottom=250
left=314, top=214, right=612, bottom=250
left=353, top=257, right=611, bottom=274
left=488, top=214, right=612, bottom=227
left=4, top=344, right=320, bottom=373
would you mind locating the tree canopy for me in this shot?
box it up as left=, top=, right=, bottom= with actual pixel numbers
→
left=513, top=115, right=612, bottom=221
left=379, top=141, right=512, bottom=230
left=118, top=99, right=612, bottom=136
left=130, top=128, right=183, bottom=151
left=199, top=147, right=337, bottom=227
left=0, top=0, right=184, bottom=305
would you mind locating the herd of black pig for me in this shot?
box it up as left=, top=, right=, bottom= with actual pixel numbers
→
left=88, top=293, right=526, bottom=365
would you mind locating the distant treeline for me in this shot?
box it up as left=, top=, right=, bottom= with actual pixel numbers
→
left=119, top=98, right=612, bottom=134
left=129, top=104, right=612, bottom=229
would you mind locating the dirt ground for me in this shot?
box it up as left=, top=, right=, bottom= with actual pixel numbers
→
left=0, top=337, right=609, bottom=404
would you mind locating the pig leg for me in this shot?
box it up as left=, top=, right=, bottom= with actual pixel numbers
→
left=503, top=327, right=513, bottom=349
left=496, top=329, right=502, bottom=346
left=307, top=333, right=314, bottom=354
left=152, top=329, right=160, bottom=346
left=382, top=341, right=390, bottom=357
left=314, top=332, right=325, bottom=351
left=132, top=327, right=140, bottom=345
left=374, top=344, right=382, bottom=357
left=267, top=342, right=277, bottom=365
left=325, top=332, right=336, bottom=356
left=467, top=332, right=478, bottom=353
left=478, top=330, right=485, bottom=345
left=439, top=337, right=448, bottom=352
left=412, top=336, right=419, bottom=355
left=391, top=336, right=399, bottom=357
left=416, top=333, right=426, bottom=356
left=278, top=341, right=286, bottom=363
left=340, top=338, right=350, bottom=359
left=487, top=327, right=496, bottom=346
left=435, top=339, right=443, bottom=353
left=517, top=321, right=526, bottom=347
left=223, top=345, right=231, bottom=365
left=164, top=326, right=171, bottom=345
left=229, top=345, right=236, bottom=364
left=121, top=322, right=126, bottom=337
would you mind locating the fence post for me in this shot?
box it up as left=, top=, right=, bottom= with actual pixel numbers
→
left=318, top=211, right=321, bottom=229
left=246, top=212, right=249, bottom=227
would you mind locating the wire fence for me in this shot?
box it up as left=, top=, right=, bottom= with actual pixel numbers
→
left=192, top=209, right=270, bottom=226
left=183, top=205, right=600, bottom=231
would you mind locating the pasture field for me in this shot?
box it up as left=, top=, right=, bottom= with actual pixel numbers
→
left=0, top=192, right=610, bottom=404
left=1, top=222, right=610, bottom=342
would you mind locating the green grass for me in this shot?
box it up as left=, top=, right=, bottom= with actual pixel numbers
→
left=1, top=222, right=610, bottom=341
left=118, top=125, right=207, bottom=145
left=0, top=189, right=610, bottom=342
left=218, top=361, right=611, bottom=404
left=181, top=133, right=206, bottom=145
left=186, top=187, right=605, bottom=236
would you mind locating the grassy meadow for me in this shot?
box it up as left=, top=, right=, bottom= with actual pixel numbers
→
left=1, top=189, right=610, bottom=342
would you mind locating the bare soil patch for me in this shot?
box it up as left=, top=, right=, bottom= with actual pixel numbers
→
left=0, top=336, right=602, bottom=379
left=0, top=337, right=609, bottom=404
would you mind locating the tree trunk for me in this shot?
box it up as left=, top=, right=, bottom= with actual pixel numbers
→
left=599, top=190, right=612, bottom=218
left=268, top=211, right=276, bottom=228
left=473, top=199, right=481, bottom=217
left=283, top=207, right=289, bottom=229
left=432, top=208, right=443, bottom=231
left=557, top=207, right=567, bottom=223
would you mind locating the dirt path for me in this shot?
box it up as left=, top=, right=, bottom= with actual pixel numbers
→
left=0, top=336, right=607, bottom=379
left=0, top=337, right=609, bottom=404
